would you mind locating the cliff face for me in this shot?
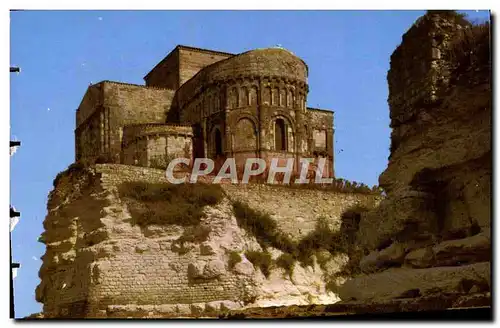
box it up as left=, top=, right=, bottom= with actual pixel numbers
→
left=338, top=12, right=491, bottom=305
left=36, top=164, right=380, bottom=318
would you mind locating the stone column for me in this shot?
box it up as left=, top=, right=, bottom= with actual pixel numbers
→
left=258, top=78, right=265, bottom=159
left=224, top=110, right=232, bottom=157
left=326, top=127, right=334, bottom=177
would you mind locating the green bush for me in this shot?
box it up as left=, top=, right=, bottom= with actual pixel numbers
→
left=228, top=251, right=243, bottom=269
left=245, top=250, right=273, bottom=278
left=149, top=154, right=179, bottom=170
left=149, top=156, right=168, bottom=170
left=295, top=217, right=346, bottom=267
left=232, top=201, right=296, bottom=252
left=271, top=178, right=382, bottom=195
left=315, top=249, right=332, bottom=271
left=233, top=202, right=355, bottom=272
left=119, top=182, right=224, bottom=227
left=275, top=253, right=296, bottom=276
left=53, top=162, right=86, bottom=187
left=450, top=21, right=490, bottom=74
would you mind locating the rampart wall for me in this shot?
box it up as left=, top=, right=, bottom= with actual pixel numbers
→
left=37, top=164, right=381, bottom=318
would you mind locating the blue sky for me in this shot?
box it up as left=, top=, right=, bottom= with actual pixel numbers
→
left=10, top=10, right=490, bottom=318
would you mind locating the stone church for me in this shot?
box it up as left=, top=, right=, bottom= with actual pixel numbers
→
left=75, top=45, right=334, bottom=176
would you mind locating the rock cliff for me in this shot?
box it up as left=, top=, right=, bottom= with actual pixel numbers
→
left=337, top=11, right=491, bottom=306
left=35, top=164, right=380, bottom=318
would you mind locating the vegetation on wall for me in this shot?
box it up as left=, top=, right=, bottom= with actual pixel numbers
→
left=232, top=200, right=293, bottom=251
left=280, top=178, right=382, bottom=195
left=275, top=253, right=296, bottom=276
left=228, top=251, right=243, bottom=269
left=149, top=154, right=179, bottom=170
left=119, top=182, right=224, bottom=227
left=53, top=161, right=86, bottom=188
left=245, top=250, right=273, bottom=278
left=232, top=200, right=372, bottom=278
left=449, top=21, right=490, bottom=77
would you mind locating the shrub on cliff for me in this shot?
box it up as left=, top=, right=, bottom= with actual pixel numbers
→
left=233, top=201, right=355, bottom=271
left=232, top=201, right=297, bottom=253
left=233, top=201, right=368, bottom=270
left=276, top=253, right=296, bottom=276
left=119, top=182, right=224, bottom=227
left=296, top=217, right=346, bottom=267
left=245, top=250, right=273, bottom=278
left=228, top=251, right=243, bottom=269
left=335, top=205, right=372, bottom=277
left=449, top=21, right=490, bottom=78
left=52, top=161, right=86, bottom=188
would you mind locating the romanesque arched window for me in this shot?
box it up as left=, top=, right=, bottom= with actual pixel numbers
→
left=263, top=87, right=271, bottom=105
left=228, top=87, right=238, bottom=109
left=279, top=89, right=286, bottom=107
left=287, top=90, right=293, bottom=108
left=240, top=86, right=248, bottom=107
left=249, top=86, right=258, bottom=106
left=275, top=118, right=287, bottom=151
left=272, top=88, right=279, bottom=106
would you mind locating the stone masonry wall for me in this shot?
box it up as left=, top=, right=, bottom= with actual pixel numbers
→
left=121, top=124, right=193, bottom=167
left=144, top=49, right=180, bottom=90
left=102, top=82, right=176, bottom=163
left=76, top=84, right=102, bottom=128
left=178, top=47, right=234, bottom=87
left=222, top=184, right=381, bottom=240
left=308, top=109, right=334, bottom=154
left=37, top=164, right=381, bottom=318
left=75, top=82, right=177, bottom=165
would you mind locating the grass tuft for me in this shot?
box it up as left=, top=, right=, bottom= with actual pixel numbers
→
left=119, top=182, right=224, bottom=227
left=245, top=250, right=273, bottom=278
left=275, top=253, right=296, bottom=277
left=228, top=251, right=243, bottom=269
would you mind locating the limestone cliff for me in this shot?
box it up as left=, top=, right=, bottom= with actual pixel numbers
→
left=36, top=164, right=380, bottom=318
left=337, top=11, right=491, bottom=306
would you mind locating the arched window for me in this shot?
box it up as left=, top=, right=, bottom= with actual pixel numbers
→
left=279, top=89, right=286, bottom=107
left=275, top=119, right=287, bottom=151
left=263, top=87, right=271, bottom=105
left=228, top=87, right=238, bottom=109
left=272, top=88, right=279, bottom=106
left=240, top=87, right=248, bottom=107
left=249, top=86, right=258, bottom=106
left=215, top=128, right=223, bottom=156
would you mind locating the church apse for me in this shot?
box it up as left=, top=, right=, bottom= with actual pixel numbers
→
left=75, top=45, right=334, bottom=178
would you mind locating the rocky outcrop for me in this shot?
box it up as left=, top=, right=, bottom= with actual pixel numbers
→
left=338, top=11, right=491, bottom=306
left=339, top=262, right=490, bottom=302
left=36, top=164, right=379, bottom=318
